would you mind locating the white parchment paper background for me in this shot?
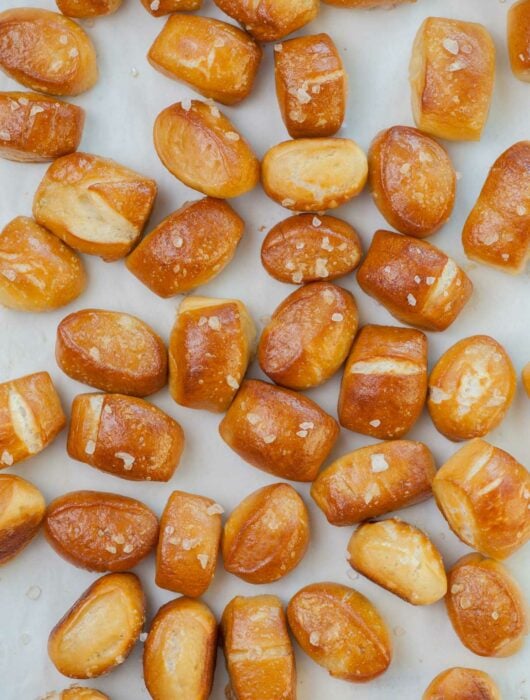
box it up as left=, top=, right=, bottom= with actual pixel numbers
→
left=0, top=0, right=529, bottom=697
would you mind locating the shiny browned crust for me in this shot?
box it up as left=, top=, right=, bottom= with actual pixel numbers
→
left=156, top=490, right=222, bottom=597
left=48, top=572, right=146, bottom=678
left=148, top=14, right=262, bottom=105
left=258, top=282, right=358, bottom=390
left=144, top=597, right=217, bottom=700
left=56, top=309, right=167, bottom=396
left=311, top=440, right=436, bottom=526
left=221, top=595, right=296, bottom=700
left=422, top=667, right=502, bottom=700
left=433, top=438, right=530, bottom=560
left=213, top=0, right=318, bottom=42
left=347, top=518, right=447, bottom=605
left=169, top=296, right=256, bottom=412
left=274, top=33, right=346, bottom=137
left=523, top=362, right=530, bottom=397
left=261, top=213, right=362, bottom=284
left=0, top=8, right=98, bottom=95
left=56, top=0, right=122, bottom=18
left=428, top=335, right=516, bottom=441
left=262, top=137, right=368, bottom=211
left=222, top=483, right=310, bottom=583
left=369, top=126, right=456, bottom=238
left=127, top=198, right=244, bottom=298
left=67, top=393, right=184, bottom=482
left=0, top=371, right=66, bottom=467
left=446, top=554, right=529, bottom=657
left=338, top=324, right=427, bottom=439
left=219, top=379, right=339, bottom=482
left=508, top=0, right=530, bottom=82
left=0, top=91, right=84, bottom=161
left=140, top=0, right=201, bottom=17
left=357, top=230, right=472, bottom=331
left=462, top=142, right=530, bottom=274
left=287, top=582, right=392, bottom=681
left=0, top=217, right=86, bottom=312
left=33, top=152, right=157, bottom=261
left=44, top=490, right=159, bottom=572
left=154, top=100, right=259, bottom=198
left=410, top=17, right=495, bottom=141
left=0, top=474, right=45, bottom=565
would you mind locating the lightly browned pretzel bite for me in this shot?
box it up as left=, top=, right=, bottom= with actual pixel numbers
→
left=169, top=296, right=256, bottom=412
left=154, top=100, right=259, bottom=199
left=214, top=0, right=318, bottom=42
left=311, top=440, right=436, bottom=526
left=48, top=572, right=146, bottom=678
left=338, top=324, right=427, bottom=439
left=148, top=14, right=262, bottom=105
left=141, top=0, right=201, bottom=17
left=508, top=0, right=530, bottom=82
left=0, top=217, right=86, bottom=312
left=56, top=309, right=167, bottom=397
left=347, top=518, right=447, bottom=605
left=219, top=379, right=339, bottom=482
left=274, top=33, right=347, bottom=138
left=428, top=335, right=516, bottom=441
left=462, top=142, right=530, bottom=274
left=33, top=152, right=157, bottom=261
left=369, top=126, right=456, bottom=238
left=0, top=474, right=45, bottom=565
left=221, top=594, right=296, bottom=700
left=446, top=554, right=528, bottom=657
left=357, top=230, right=472, bottom=331
left=0, top=92, right=84, bottom=162
left=262, top=137, right=368, bottom=211
left=422, top=667, right=501, bottom=700
left=258, top=282, right=358, bottom=390
left=0, top=371, right=65, bottom=468
left=126, top=198, right=244, bottom=298
left=143, top=597, right=217, bottom=700
left=44, top=490, right=159, bottom=572
left=432, top=439, right=530, bottom=560
left=56, top=0, right=122, bottom=18
left=261, top=213, right=362, bottom=284
left=67, top=393, right=184, bottom=482
left=410, top=17, right=495, bottom=141
left=222, top=482, right=310, bottom=583
left=156, top=490, right=222, bottom=597
left=0, top=8, right=98, bottom=96
left=287, top=582, right=392, bottom=682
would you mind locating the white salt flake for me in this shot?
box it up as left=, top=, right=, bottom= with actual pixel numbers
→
left=139, top=632, right=148, bottom=642
left=414, top=275, right=421, bottom=284
left=331, top=313, right=343, bottom=322
left=309, top=631, right=320, bottom=646
left=263, top=434, right=276, bottom=444
left=1, top=450, right=13, bottom=466
left=206, top=503, right=225, bottom=516
left=369, top=419, right=381, bottom=428
left=123, top=544, right=134, bottom=554
left=299, top=422, right=314, bottom=430
left=407, top=293, right=417, bottom=306
left=296, top=430, right=308, bottom=438
left=208, top=316, right=221, bottom=330
left=225, top=131, right=240, bottom=141
left=370, top=454, right=389, bottom=473
left=150, top=0, right=160, bottom=9
left=226, top=374, right=239, bottom=390
left=442, top=38, right=459, bottom=55
left=312, top=217, right=322, bottom=227
left=29, top=105, right=44, bottom=117
left=85, top=440, right=96, bottom=455
left=425, top=276, right=436, bottom=285
left=246, top=412, right=261, bottom=425
left=115, top=452, right=135, bottom=470
left=197, top=553, right=209, bottom=569
left=292, top=271, right=303, bottom=283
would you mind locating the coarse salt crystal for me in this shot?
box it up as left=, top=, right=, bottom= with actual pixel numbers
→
left=331, top=313, right=343, bottom=322
left=312, top=217, right=321, bottom=227
left=516, top=205, right=527, bottom=216
left=315, top=258, right=329, bottom=278
left=425, top=276, right=435, bottom=285
left=407, top=293, right=417, bottom=306
left=206, top=503, right=225, bottom=515
left=1, top=450, right=13, bottom=466
left=448, top=59, right=466, bottom=72
left=370, top=454, right=389, bottom=473
left=150, top=0, right=160, bottom=10
left=0, top=130, right=10, bottom=141
left=296, top=430, right=308, bottom=438
left=181, top=98, right=192, bottom=111
left=274, top=44, right=282, bottom=52
left=225, top=131, right=240, bottom=141
left=208, top=316, right=221, bottom=330
left=29, top=106, right=44, bottom=117
left=115, top=452, right=135, bottom=470
left=292, top=271, right=303, bottom=283
left=139, top=632, right=148, bottom=642
left=85, top=440, right=96, bottom=455
left=300, top=422, right=314, bottom=430
left=246, top=412, right=260, bottom=425
left=59, top=34, right=68, bottom=44
left=197, top=553, right=209, bottom=569
left=263, top=434, right=276, bottom=444
left=414, top=275, right=421, bottom=284
left=400, top=163, right=411, bottom=175
left=69, top=48, right=79, bottom=58
left=309, top=631, right=320, bottom=646
left=442, top=38, right=459, bottom=55
left=226, top=374, right=239, bottom=390
left=369, top=419, right=381, bottom=428
left=123, top=544, right=134, bottom=554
